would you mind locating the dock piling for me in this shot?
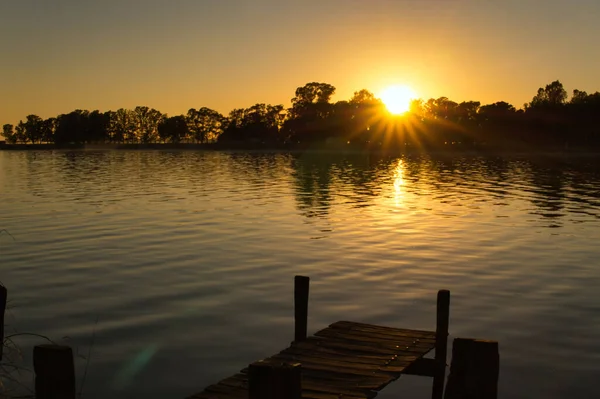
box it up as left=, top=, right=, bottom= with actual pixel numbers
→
left=444, top=338, right=499, bottom=399
left=432, top=289, right=450, bottom=399
left=294, top=275, right=310, bottom=342
left=33, top=344, right=76, bottom=399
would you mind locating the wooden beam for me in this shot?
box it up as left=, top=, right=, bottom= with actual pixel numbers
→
left=294, top=275, right=310, bottom=342
left=432, top=289, right=450, bottom=399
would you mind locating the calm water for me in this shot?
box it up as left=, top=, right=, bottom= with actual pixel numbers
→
left=1, top=150, right=600, bottom=399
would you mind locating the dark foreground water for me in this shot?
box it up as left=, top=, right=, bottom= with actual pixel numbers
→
left=1, top=150, right=600, bottom=399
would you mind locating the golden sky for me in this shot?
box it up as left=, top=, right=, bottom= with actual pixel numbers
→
left=1, top=0, right=599, bottom=125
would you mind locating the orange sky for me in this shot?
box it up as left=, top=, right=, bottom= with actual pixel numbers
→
left=1, top=0, right=600, bottom=126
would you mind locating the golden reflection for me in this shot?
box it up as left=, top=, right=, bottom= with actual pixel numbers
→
left=393, top=159, right=405, bottom=207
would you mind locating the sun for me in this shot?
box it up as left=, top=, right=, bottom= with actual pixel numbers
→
left=380, top=85, right=416, bottom=115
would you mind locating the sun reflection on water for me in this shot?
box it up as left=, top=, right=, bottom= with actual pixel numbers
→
left=393, top=159, right=405, bottom=207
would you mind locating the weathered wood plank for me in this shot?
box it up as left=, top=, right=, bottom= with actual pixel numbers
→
left=303, top=336, right=427, bottom=356
left=282, top=345, right=398, bottom=365
left=315, top=328, right=435, bottom=351
left=278, top=347, right=421, bottom=370
left=324, top=325, right=436, bottom=345
left=325, top=323, right=436, bottom=341
left=288, top=340, right=422, bottom=362
left=332, top=321, right=436, bottom=338
left=272, top=352, right=410, bottom=375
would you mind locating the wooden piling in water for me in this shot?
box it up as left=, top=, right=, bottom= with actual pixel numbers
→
left=33, top=344, right=76, bottom=399
left=444, top=338, right=499, bottom=399
left=432, top=289, right=450, bottom=399
left=248, top=361, right=302, bottom=399
left=0, top=285, right=6, bottom=361
left=294, top=275, right=310, bottom=342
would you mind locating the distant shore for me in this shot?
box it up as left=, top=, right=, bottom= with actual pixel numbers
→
left=2, top=141, right=600, bottom=161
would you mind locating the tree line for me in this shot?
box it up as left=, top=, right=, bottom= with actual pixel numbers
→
left=2, top=80, right=600, bottom=150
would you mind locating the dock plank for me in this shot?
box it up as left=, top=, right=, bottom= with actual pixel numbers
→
left=273, top=352, right=414, bottom=374
left=187, top=321, right=436, bottom=399
left=302, top=336, right=426, bottom=356
left=333, top=321, right=435, bottom=336
left=282, top=345, right=398, bottom=365
left=315, top=328, right=434, bottom=349
left=330, top=321, right=437, bottom=342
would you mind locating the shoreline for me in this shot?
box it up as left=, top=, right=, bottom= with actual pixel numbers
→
left=1, top=142, right=600, bottom=160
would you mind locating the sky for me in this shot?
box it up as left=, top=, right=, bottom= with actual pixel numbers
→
left=1, top=0, right=600, bottom=125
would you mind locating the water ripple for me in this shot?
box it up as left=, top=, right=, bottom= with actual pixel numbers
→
left=1, top=150, right=600, bottom=399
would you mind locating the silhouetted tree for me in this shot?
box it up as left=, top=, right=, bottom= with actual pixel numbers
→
left=476, top=102, right=520, bottom=147
left=21, top=115, right=44, bottom=143
left=108, top=109, right=136, bottom=143
left=343, top=90, right=386, bottom=143
left=566, top=90, right=600, bottom=146
left=54, top=110, right=90, bottom=144
left=524, top=80, right=570, bottom=147
left=219, top=103, right=284, bottom=143
left=87, top=111, right=110, bottom=143
left=186, top=107, right=224, bottom=143
left=14, top=121, right=26, bottom=143
left=40, top=117, right=57, bottom=143
left=2, top=124, right=16, bottom=144
left=571, top=89, right=589, bottom=105
left=349, top=89, right=379, bottom=105
left=284, top=83, right=337, bottom=143
left=133, top=106, right=163, bottom=143
left=528, top=80, right=567, bottom=108
left=158, top=115, right=188, bottom=143
left=291, top=82, right=336, bottom=114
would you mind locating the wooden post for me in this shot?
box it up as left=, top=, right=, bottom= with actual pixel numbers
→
left=444, top=338, right=499, bottom=399
left=432, top=289, right=450, bottom=399
left=248, top=361, right=301, bottom=399
left=33, top=344, right=76, bottom=399
left=294, top=275, right=310, bottom=342
left=0, top=285, right=6, bottom=361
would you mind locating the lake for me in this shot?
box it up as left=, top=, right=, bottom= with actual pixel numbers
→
left=1, top=149, right=600, bottom=399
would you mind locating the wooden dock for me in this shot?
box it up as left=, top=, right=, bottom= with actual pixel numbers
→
left=188, top=276, right=450, bottom=399
left=0, top=279, right=498, bottom=399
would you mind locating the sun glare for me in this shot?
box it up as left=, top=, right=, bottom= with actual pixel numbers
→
left=380, top=85, right=416, bottom=115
